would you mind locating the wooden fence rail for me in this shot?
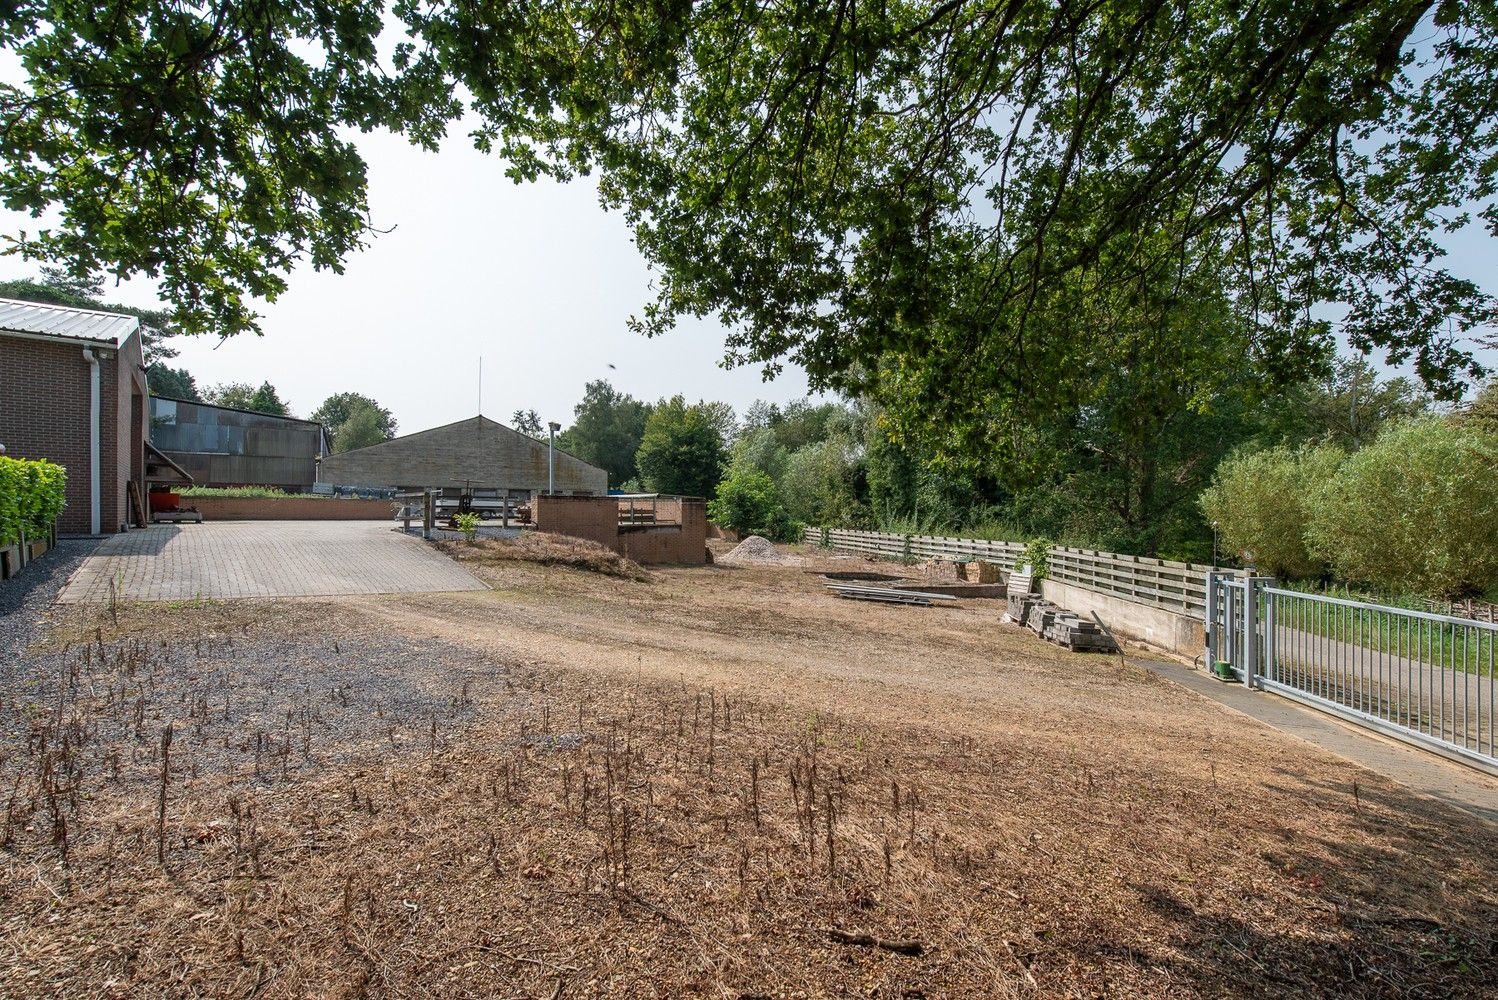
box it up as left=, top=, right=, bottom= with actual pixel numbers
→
left=806, top=528, right=1211, bottom=615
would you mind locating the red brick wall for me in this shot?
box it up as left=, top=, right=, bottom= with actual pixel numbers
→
left=536, top=495, right=707, bottom=565
left=620, top=499, right=707, bottom=565
left=533, top=495, right=620, bottom=550
left=1, top=337, right=101, bottom=534
left=187, top=496, right=394, bottom=520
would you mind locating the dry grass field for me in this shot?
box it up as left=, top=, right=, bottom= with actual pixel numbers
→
left=2, top=539, right=1496, bottom=998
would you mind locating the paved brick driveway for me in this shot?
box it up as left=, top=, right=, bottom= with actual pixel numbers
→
left=61, top=521, right=485, bottom=603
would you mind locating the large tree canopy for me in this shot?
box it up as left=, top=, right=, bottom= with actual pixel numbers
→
left=442, top=0, right=1496, bottom=444
left=556, top=381, right=653, bottom=488
left=4, top=1, right=1495, bottom=441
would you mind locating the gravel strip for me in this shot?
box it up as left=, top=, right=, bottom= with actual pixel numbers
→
left=1, top=625, right=524, bottom=792
left=0, top=538, right=98, bottom=668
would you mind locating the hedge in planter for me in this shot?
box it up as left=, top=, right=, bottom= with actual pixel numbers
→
left=0, top=456, right=67, bottom=546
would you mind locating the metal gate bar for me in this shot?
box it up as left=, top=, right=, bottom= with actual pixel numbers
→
left=1208, top=578, right=1497, bottom=776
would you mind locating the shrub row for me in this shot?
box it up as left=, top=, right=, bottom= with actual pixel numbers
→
left=0, top=457, right=67, bottom=547
left=1201, top=417, right=1498, bottom=599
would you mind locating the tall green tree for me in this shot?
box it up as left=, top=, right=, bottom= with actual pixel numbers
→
left=1457, top=381, right=1498, bottom=437
left=0, top=3, right=464, bottom=338
left=635, top=396, right=729, bottom=498
left=1306, top=417, right=1498, bottom=598
left=206, top=381, right=291, bottom=417
left=147, top=365, right=200, bottom=402
left=333, top=402, right=391, bottom=453
left=510, top=409, right=546, bottom=438
left=557, top=381, right=653, bottom=488
left=1200, top=445, right=1347, bottom=578
left=1258, top=357, right=1430, bottom=451
left=312, top=393, right=397, bottom=449
left=8, top=2, right=1495, bottom=404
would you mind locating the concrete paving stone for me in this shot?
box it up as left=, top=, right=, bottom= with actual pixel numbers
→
left=60, top=521, right=485, bottom=603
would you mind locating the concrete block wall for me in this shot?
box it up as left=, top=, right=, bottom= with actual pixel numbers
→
left=1040, top=577, right=1205, bottom=656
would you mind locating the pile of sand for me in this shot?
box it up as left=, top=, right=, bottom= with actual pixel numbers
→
left=719, top=535, right=802, bottom=566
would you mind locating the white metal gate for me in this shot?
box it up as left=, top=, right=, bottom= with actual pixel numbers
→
left=1206, top=572, right=1497, bottom=776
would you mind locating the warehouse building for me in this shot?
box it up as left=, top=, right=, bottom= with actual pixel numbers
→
left=318, top=415, right=607, bottom=497
left=149, top=397, right=328, bottom=492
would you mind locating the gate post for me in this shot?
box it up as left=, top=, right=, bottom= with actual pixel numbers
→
left=1243, top=576, right=1257, bottom=688
left=1262, top=582, right=1276, bottom=686
left=1204, top=571, right=1219, bottom=663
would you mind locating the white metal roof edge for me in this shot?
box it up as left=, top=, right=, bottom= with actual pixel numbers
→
left=0, top=326, right=125, bottom=348
left=0, top=295, right=141, bottom=345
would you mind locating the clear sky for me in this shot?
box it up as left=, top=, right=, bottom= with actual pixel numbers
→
left=0, top=125, right=821, bottom=434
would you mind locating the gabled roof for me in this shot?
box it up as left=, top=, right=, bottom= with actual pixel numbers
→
left=0, top=296, right=140, bottom=345
left=337, top=415, right=597, bottom=466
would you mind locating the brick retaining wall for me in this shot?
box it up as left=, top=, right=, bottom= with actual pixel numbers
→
left=534, top=495, right=707, bottom=565
left=186, top=496, right=394, bottom=521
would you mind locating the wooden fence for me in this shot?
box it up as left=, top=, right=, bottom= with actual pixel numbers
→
left=806, top=528, right=1211, bottom=615
left=812, top=528, right=1027, bottom=567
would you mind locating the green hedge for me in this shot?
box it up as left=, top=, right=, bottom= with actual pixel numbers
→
left=0, top=457, right=67, bottom=546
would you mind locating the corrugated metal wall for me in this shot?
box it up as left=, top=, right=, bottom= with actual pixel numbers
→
left=151, top=398, right=321, bottom=489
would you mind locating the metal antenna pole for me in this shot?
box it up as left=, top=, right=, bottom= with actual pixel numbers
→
left=478, top=356, right=483, bottom=416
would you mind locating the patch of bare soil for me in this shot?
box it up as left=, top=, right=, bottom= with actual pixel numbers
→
left=435, top=532, right=649, bottom=582
left=2, top=564, right=1496, bottom=999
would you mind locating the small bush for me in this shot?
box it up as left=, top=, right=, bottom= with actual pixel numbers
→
left=1020, top=538, right=1051, bottom=579
left=453, top=511, right=481, bottom=542
left=709, top=469, right=797, bottom=542
left=1199, top=444, right=1344, bottom=578
left=1305, top=418, right=1498, bottom=598
left=0, top=456, right=67, bottom=546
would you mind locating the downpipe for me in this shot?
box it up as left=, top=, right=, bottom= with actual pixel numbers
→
left=82, top=347, right=101, bottom=535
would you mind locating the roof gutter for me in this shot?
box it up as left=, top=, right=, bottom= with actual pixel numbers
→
left=0, top=326, right=127, bottom=349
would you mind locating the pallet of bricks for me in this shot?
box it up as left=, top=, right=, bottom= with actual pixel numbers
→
left=1021, top=600, right=1118, bottom=653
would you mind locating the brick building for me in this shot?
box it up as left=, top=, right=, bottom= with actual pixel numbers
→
left=319, top=415, right=608, bottom=497
left=0, top=297, right=164, bottom=535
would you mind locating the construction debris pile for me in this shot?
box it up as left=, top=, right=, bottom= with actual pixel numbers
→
left=719, top=535, right=803, bottom=566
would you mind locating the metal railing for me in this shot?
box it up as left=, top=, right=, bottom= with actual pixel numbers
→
left=1207, top=573, right=1497, bottom=775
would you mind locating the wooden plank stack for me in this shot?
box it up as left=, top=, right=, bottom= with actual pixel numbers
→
left=824, top=583, right=960, bottom=607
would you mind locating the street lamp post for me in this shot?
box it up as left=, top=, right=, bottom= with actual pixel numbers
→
left=547, top=422, right=561, bottom=495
